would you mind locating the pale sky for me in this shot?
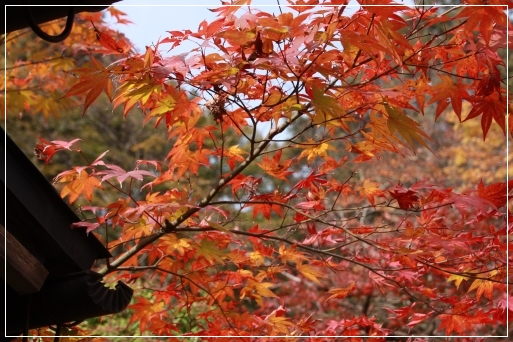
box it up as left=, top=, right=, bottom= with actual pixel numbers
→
left=106, top=1, right=219, bottom=53
left=106, top=0, right=415, bottom=55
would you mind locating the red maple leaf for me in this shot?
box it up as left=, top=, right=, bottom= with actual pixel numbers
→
left=91, top=21, right=130, bottom=55
left=34, top=136, right=79, bottom=164
left=388, top=186, right=419, bottom=210
left=427, top=75, right=469, bottom=120
left=464, top=93, right=506, bottom=140
left=246, top=191, right=285, bottom=220
left=477, top=179, right=513, bottom=208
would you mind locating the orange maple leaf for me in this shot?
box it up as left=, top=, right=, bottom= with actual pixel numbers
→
left=325, top=282, right=356, bottom=301
left=456, top=5, right=506, bottom=45
left=222, top=144, right=248, bottom=170
left=127, top=297, right=167, bottom=334
left=208, top=0, right=251, bottom=18
left=438, top=310, right=493, bottom=335
left=257, top=150, right=293, bottom=180
left=358, top=179, right=385, bottom=205
left=437, top=314, right=470, bottom=335
left=59, top=169, right=103, bottom=204
left=467, top=278, right=495, bottom=301
left=62, top=57, right=113, bottom=115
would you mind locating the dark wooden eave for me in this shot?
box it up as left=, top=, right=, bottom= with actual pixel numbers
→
left=2, top=129, right=111, bottom=273
left=3, top=1, right=120, bottom=34
left=1, top=224, right=49, bottom=295
left=2, top=128, right=133, bottom=336
left=7, top=270, right=133, bottom=335
left=3, top=3, right=132, bottom=337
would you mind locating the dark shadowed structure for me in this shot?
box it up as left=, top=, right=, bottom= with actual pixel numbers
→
left=3, top=130, right=132, bottom=337
left=3, top=1, right=120, bottom=35
left=3, top=2, right=132, bottom=339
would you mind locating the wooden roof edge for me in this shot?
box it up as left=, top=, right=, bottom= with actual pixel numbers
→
left=1, top=224, right=49, bottom=295
left=3, top=1, right=121, bottom=34
left=2, top=128, right=111, bottom=270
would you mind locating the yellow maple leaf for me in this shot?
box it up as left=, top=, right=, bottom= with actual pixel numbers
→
left=241, top=279, right=278, bottom=307
left=252, top=281, right=278, bottom=298
left=194, top=239, right=226, bottom=264
left=266, top=315, right=294, bottom=334
left=159, top=234, right=191, bottom=256
left=297, top=139, right=337, bottom=164
left=447, top=273, right=469, bottom=289
left=223, top=144, right=248, bottom=170
left=297, top=263, right=324, bottom=285
left=249, top=251, right=265, bottom=266
left=311, top=87, right=346, bottom=127
left=279, top=244, right=307, bottom=265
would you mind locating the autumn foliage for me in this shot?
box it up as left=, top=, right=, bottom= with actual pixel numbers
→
left=4, top=0, right=513, bottom=339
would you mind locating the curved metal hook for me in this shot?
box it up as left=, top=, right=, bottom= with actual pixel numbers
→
left=25, top=6, right=75, bottom=43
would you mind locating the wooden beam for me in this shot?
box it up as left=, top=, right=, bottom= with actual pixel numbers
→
left=1, top=224, right=49, bottom=295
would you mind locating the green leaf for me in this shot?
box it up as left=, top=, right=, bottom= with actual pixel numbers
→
left=195, top=239, right=226, bottom=264
left=385, top=103, right=433, bottom=153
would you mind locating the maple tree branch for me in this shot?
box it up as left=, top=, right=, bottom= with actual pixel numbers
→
left=76, top=151, right=166, bottom=235
left=407, top=64, right=482, bottom=81
left=409, top=6, right=463, bottom=37
left=276, top=0, right=283, bottom=15
left=5, top=28, right=35, bottom=43
left=415, top=258, right=506, bottom=284
left=350, top=17, right=470, bottom=91
left=331, top=172, right=356, bottom=211
left=322, top=227, right=392, bottom=252
left=116, top=264, right=240, bottom=336
left=423, top=18, right=469, bottom=52
left=229, top=228, right=443, bottom=314
left=5, top=55, right=71, bottom=70
left=207, top=198, right=393, bottom=253
left=4, top=87, right=43, bottom=93
left=99, top=111, right=304, bottom=275
left=15, top=3, right=507, bottom=335
left=431, top=50, right=482, bottom=69
left=219, top=122, right=226, bottom=176
left=173, top=224, right=391, bottom=282
left=409, top=3, right=430, bottom=34
left=352, top=14, right=375, bottom=69
left=130, top=218, right=405, bottom=297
